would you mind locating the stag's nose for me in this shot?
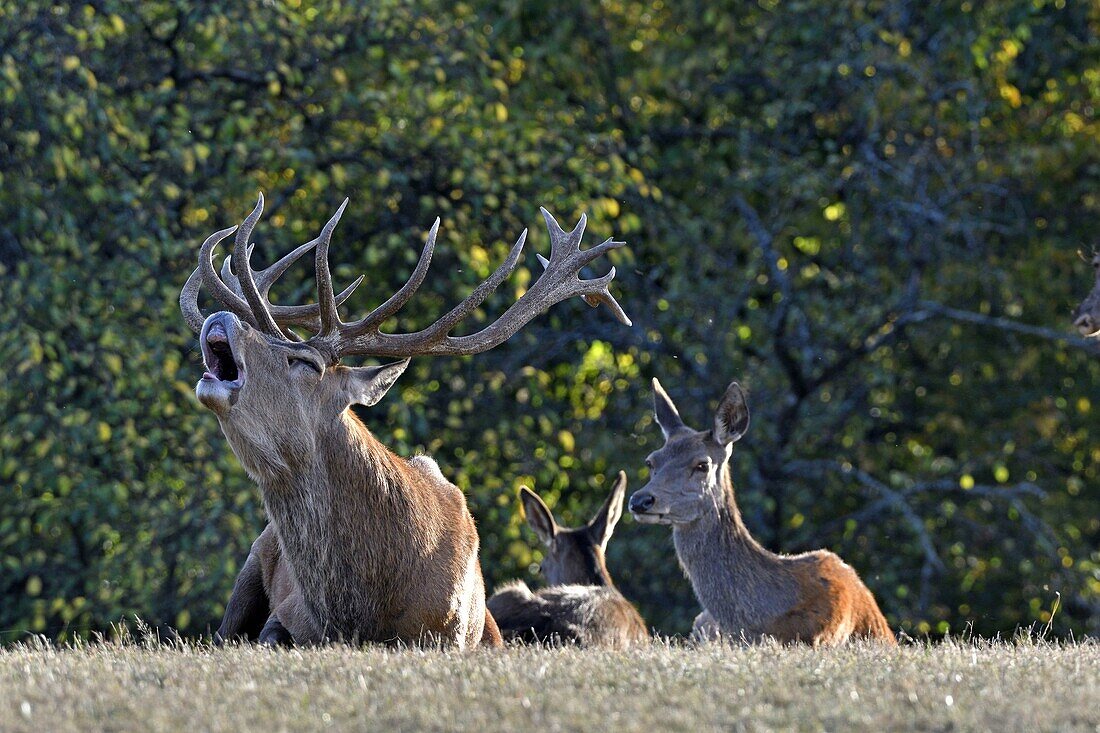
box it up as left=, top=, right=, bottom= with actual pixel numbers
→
left=1075, top=313, right=1095, bottom=333
left=629, top=492, right=655, bottom=514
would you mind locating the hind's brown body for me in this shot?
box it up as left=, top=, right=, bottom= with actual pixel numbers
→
left=487, top=473, right=649, bottom=648
left=488, top=582, right=647, bottom=648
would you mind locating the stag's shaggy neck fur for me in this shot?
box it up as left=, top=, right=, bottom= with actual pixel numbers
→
left=225, top=408, right=442, bottom=641
left=672, top=463, right=798, bottom=636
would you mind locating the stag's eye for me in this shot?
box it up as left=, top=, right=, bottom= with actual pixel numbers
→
left=288, top=355, right=322, bottom=374
left=693, top=461, right=709, bottom=473
left=644, top=458, right=654, bottom=470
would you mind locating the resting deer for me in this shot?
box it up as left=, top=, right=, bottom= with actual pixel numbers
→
left=181, top=193, right=630, bottom=647
left=487, top=472, right=648, bottom=648
left=628, top=378, right=896, bottom=646
left=1073, top=250, right=1100, bottom=338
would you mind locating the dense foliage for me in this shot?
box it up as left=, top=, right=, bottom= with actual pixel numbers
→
left=1, top=0, right=1096, bottom=641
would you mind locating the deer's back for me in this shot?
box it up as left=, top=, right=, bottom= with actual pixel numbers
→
left=385, top=457, right=488, bottom=646
left=487, top=581, right=648, bottom=649
left=766, top=550, right=896, bottom=645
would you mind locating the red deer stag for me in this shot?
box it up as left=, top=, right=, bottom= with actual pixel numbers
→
left=628, top=378, right=896, bottom=646
left=1073, top=250, right=1100, bottom=338
left=487, top=472, right=649, bottom=648
left=181, top=193, right=630, bottom=647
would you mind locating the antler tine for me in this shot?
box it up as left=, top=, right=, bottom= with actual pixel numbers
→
left=537, top=252, right=631, bottom=326
left=537, top=206, right=628, bottom=270
left=315, top=199, right=350, bottom=338
left=233, top=193, right=283, bottom=336
left=218, top=245, right=255, bottom=299
left=196, top=224, right=258, bottom=324
left=540, top=207, right=585, bottom=266
left=180, top=266, right=207, bottom=333
left=538, top=208, right=628, bottom=270
left=577, top=266, right=631, bottom=325
left=224, top=243, right=363, bottom=328
left=221, top=251, right=239, bottom=288
left=256, top=237, right=321, bottom=297
left=336, top=218, right=439, bottom=339
left=414, top=228, right=527, bottom=342
left=578, top=235, right=628, bottom=268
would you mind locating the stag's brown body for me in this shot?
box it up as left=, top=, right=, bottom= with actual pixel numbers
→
left=183, top=194, right=629, bottom=647
left=488, top=473, right=648, bottom=648
left=630, top=379, right=895, bottom=646
left=218, top=415, right=498, bottom=646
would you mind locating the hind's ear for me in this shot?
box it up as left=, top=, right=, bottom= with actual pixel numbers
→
left=340, top=359, right=410, bottom=408
left=652, top=377, right=685, bottom=439
left=589, top=471, right=627, bottom=550
left=713, top=381, right=750, bottom=445
left=520, top=486, right=557, bottom=546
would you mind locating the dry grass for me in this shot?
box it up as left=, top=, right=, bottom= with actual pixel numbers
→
left=0, top=635, right=1096, bottom=732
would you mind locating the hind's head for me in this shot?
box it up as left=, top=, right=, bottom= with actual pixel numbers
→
left=519, top=472, right=628, bottom=586
left=628, top=378, right=749, bottom=526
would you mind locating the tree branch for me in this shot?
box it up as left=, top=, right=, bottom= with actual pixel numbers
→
left=919, top=300, right=1100, bottom=355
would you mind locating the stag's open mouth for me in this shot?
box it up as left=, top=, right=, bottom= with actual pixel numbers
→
left=201, top=320, right=243, bottom=387
left=197, top=316, right=245, bottom=414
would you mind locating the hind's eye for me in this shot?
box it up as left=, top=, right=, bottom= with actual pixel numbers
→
left=694, top=461, right=709, bottom=473
left=644, top=459, right=654, bottom=469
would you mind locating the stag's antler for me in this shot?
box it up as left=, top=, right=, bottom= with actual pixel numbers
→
left=180, top=194, right=362, bottom=337
left=181, top=195, right=631, bottom=362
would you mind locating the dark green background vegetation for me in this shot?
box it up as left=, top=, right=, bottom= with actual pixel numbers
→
left=1, top=0, right=1097, bottom=642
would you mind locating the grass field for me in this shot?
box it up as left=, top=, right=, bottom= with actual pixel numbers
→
left=0, top=636, right=1096, bottom=732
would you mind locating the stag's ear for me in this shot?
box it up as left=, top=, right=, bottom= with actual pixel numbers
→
left=520, top=486, right=557, bottom=546
left=652, top=377, right=685, bottom=439
left=588, top=471, right=627, bottom=550
left=713, top=381, right=750, bottom=445
left=340, top=359, right=411, bottom=408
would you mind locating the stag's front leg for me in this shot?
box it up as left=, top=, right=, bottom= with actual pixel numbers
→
left=259, top=593, right=324, bottom=646
left=258, top=612, right=294, bottom=646
left=215, top=546, right=270, bottom=645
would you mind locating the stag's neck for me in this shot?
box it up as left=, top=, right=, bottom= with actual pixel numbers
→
left=673, top=464, right=797, bottom=629
left=260, top=409, right=410, bottom=507
left=256, top=410, right=425, bottom=638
